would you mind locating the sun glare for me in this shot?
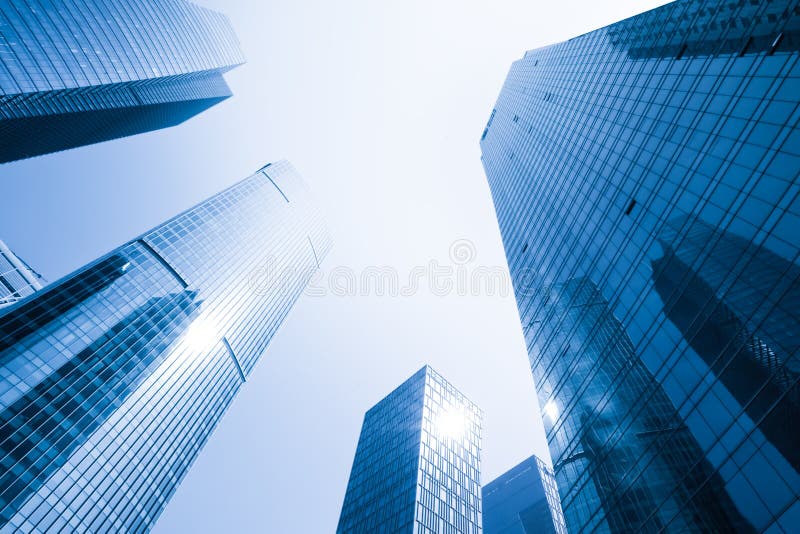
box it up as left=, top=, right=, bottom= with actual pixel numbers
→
left=183, top=315, right=220, bottom=353
left=436, top=406, right=468, bottom=440
left=544, top=400, right=559, bottom=422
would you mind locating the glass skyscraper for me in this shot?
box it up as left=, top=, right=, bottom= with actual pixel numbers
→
left=0, top=0, right=244, bottom=163
left=0, top=160, right=331, bottom=532
left=337, top=366, right=483, bottom=534
left=482, top=454, right=567, bottom=534
left=480, top=0, right=799, bottom=532
left=0, top=240, right=43, bottom=309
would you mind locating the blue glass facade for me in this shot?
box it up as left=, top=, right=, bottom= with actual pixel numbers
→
left=482, top=455, right=567, bottom=534
left=480, top=0, right=800, bottom=532
left=0, top=240, right=43, bottom=309
left=338, top=366, right=483, bottom=534
left=527, top=278, right=751, bottom=532
left=0, top=160, right=331, bottom=532
left=0, top=0, right=244, bottom=163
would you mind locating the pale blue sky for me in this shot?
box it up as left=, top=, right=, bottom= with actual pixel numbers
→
left=0, top=1, right=669, bottom=531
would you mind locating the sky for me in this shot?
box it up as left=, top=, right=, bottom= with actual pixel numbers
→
left=0, top=0, right=669, bottom=531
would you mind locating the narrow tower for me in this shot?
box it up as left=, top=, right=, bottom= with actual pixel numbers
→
left=338, top=366, right=483, bottom=533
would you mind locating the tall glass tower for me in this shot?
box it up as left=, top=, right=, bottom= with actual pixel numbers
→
left=0, top=160, right=331, bottom=533
left=482, top=454, right=567, bottom=534
left=337, top=366, right=483, bottom=534
left=0, top=0, right=244, bottom=163
left=0, top=239, right=43, bottom=309
left=480, top=0, right=799, bottom=531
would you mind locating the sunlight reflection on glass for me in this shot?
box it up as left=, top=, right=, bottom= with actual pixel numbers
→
left=436, top=406, right=467, bottom=440
left=544, top=399, right=559, bottom=422
left=182, top=315, right=220, bottom=353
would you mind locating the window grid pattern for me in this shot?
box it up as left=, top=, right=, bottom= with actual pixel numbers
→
left=337, top=368, right=426, bottom=534
left=482, top=454, right=567, bottom=534
left=416, top=367, right=482, bottom=534
left=0, top=241, right=43, bottom=309
left=530, top=278, right=750, bottom=533
left=337, top=366, right=483, bottom=534
left=480, top=0, right=800, bottom=532
left=536, top=457, right=568, bottom=534
left=0, top=0, right=245, bottom=163
left=0, top=160, right=331, bottom=533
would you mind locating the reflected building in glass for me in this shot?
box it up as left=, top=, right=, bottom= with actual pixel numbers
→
left=480, top=0, right=800, bottom=531
left=0, top=240, right=43, bottom=309
left=0, top=160, right=331, bottom=532
left=337, top=366, right=483, bottom=534
left=482, top=454, right=567, bottom=534
left=0, top=0, right=244, bottom=163
left=528, top=278, right=750, bottom=532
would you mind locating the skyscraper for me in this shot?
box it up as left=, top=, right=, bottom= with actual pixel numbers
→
left=0, top=0, right=244, bottom=163
left=0, top=239, right=43, bottom=308
left=652, top=214, right=799, bottom=471
left=480, top=0, right=799, bottom=531
left=0, top=160, right=331, bottom=532
left=482, top=454, right=567, bottom=534
left=337, top=366, right=483, bottom=534
left=530, top=278, right=750, bottom=532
